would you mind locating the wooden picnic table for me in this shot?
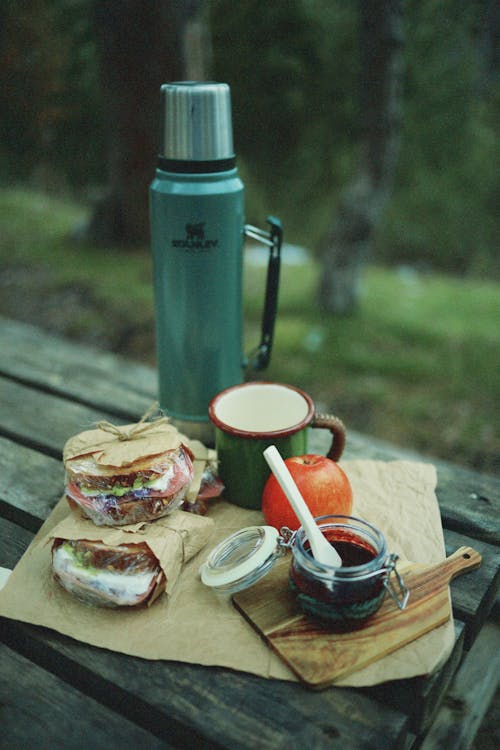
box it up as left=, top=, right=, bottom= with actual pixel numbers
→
left=0, top=315, right=498, bottom=749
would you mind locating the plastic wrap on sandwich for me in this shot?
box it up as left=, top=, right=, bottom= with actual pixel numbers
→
left=65, top=444, right=194, bottom=526
left=181, top=465, right=225, bottom=515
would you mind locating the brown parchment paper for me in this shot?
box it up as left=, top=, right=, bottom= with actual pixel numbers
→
left=0, top=460, right=454, bottom=686
left=62, top=419, right=187, bottom=466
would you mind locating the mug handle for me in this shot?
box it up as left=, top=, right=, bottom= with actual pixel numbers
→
left=311, top=413, right=346, bottom=461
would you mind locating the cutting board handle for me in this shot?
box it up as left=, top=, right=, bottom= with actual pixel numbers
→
left=435, top=546, right=482, bottom=584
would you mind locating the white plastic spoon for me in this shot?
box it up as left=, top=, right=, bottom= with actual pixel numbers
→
left=263, top=445, right=342, bottom=568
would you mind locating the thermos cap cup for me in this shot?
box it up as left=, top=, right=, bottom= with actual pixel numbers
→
left=159, top=81, right=235, bottom=165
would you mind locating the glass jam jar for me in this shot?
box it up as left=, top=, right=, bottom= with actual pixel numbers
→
left=289, top=515, right=408, bottom=628
left=200, top=514, right=408, bottom=629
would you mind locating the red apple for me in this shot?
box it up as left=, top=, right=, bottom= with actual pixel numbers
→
left=261, top=454, right=353, bottom=531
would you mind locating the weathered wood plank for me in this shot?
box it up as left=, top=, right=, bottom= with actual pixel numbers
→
left=444, top=528, right=500, bottom=647
left=0, top=516, right=33, bottom=569
left=0, top=437, right=64, bottom=530
left=0, top=315, right=156, bottom=419
left=418, top=622, right=500, bottom=750
left=0, top=643, right=168, bottom=749
left=432, top=463, right=500, bottom=548
left=0, top=376, right=128, bottom=457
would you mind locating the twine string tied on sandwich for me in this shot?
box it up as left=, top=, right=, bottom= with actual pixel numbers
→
left=135, top=523, right=188, bottom=564
left=96, top=403, right=170, bottom=442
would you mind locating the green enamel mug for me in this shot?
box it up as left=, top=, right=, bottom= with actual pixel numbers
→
left=208, top=381, right=346, bottom=510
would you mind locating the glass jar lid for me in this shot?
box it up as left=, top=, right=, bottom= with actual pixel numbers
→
left=199, top=525, right=285, bottom=594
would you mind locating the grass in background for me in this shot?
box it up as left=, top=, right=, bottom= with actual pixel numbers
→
left=249, top=262, right=499, bottom=473
left=1, top=188, right=498, bottom=474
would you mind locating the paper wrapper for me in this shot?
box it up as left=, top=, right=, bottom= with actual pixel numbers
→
left=62, top=419, right=186, bottom=466
left=0, top=460, right=454, bottom=686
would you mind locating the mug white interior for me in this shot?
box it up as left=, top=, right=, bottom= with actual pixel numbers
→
left=211, top=382, right=313, bottom=435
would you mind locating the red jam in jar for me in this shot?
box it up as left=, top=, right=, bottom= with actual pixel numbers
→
left=324, top=534, right=378, bottom=567
left=289, top=515, right=392, bottom=630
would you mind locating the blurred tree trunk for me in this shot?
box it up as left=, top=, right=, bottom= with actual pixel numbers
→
left=319, top=0, right=404, bottom=314
left=84, top=0, right=210, bottom=246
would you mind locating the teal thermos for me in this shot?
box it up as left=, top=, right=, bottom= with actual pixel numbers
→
left=150, top=82, right=282, bottom=441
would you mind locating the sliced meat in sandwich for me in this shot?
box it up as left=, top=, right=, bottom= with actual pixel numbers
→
left=52, top=538, right=166, bottom=608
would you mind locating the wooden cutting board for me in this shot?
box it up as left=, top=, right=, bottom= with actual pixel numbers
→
left=233, top=546, right=481, bottom=689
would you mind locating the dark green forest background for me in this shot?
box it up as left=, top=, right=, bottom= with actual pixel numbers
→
left=1, top=0, right=498, bottom=276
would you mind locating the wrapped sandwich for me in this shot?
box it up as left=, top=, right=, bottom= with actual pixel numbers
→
left=50, top=507, right=215, bottom=608
left=63, top=417, right=196, bottom=526
left=52, top=538, right=165, bottom=608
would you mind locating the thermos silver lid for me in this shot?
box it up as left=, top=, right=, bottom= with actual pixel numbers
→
left=159, top=81, right=235, bottom=164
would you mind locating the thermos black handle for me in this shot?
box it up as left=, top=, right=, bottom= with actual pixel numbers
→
left=244, top=217, right=283, bottom=370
